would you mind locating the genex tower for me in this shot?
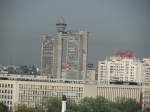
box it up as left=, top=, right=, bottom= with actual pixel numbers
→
left=56, top=17, right=67, bottom=79
left=41, top=17, right=88, bottom=80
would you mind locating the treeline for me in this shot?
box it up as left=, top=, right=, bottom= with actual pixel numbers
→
left=6, top=66, right=40, bottom=75
left=1, top=96, right=149, bottom=112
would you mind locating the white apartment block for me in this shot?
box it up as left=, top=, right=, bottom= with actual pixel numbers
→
left=0, top=74, right=150, bottom=111
left=98, top=56, right=142, bottom=84
left=142, top=58, right=150, bottom=84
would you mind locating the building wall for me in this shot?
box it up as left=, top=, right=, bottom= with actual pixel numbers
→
left=84, top=84, right=97, bottom=97
left=66, top=30, right=88, bottom=80
left=142, top=58, right=150, bottom=84
left=142, top=86, right=150, bottom=110
left=61, top=68, right=67, bottom=79
left=97, top=84, right=141, bottom=102
left=41, top=33, right=57, bottom=77
left=66, top=33, right=82, bottom=79
left=86, top=69, right=96, bottom=81
left=0, top=80, right=17, bottom=111
left=0, top=80, right=85, bottom=111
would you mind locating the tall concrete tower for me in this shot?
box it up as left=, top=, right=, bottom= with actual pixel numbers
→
left=56, top=17, right=67, bottom=79
left=66, top=30, right=89, bottom=80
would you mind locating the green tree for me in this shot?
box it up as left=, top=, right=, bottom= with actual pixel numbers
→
left=32, top=66, right=37, bottom=75
left=106, top=102, right=120, bottom=112
left=7, top=66, right=15, bottom=74
left=15, top=104, right=42, bottom=112
left=78, top=96, right=110, bottom=112
left=0, top=102, right=9, bottom=112
left=93, top=96, right=110, bottom=112
left=66, top=96, right=141, bottom=112
left=145, top=107, right=150, bottom=111
left=13, top=96, right=141, bottom=112
left=66, top=98, right=79, bottom=112
left=65, top=110, right=80, bottom=112
left=78, top=97, right=95, bottom=112
left=115, top=98, right=141, bottom=112
left=42, top=97, right=61, bottom=112
left=15, top=104, right=28, bottom=112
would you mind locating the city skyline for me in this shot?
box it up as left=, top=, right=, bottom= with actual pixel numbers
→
left=0, top=0, right=150, bottom=67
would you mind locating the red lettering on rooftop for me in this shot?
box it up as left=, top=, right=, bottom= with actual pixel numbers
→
left=116, top=51, right=133, bottom=58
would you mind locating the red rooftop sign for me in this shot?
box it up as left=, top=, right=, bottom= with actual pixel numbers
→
left=116, top=51, right=133, bottom=58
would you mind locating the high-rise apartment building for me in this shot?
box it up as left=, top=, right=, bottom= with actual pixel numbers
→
left=98, top=56, right=142, bottom=84
left=66, top=30, right=88, bottom=80
left=41, top=17, right=88, bottom=80
left=41, top=33, right=57, bottom=78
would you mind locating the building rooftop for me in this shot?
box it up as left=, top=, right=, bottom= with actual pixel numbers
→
left=0, top=74, right=149, bottom=86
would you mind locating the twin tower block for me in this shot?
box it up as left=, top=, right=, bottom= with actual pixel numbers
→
left=41, top=17, right=89, bottom=80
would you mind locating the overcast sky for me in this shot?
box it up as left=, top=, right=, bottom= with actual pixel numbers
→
left=0, top=0, right=150, bottom=67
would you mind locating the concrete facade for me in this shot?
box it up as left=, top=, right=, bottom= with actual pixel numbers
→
left=86, top=68, right=96, bottom=81
left=66, top=30, right=88, bottom=80
left=41, top=33, right=57, bottom=77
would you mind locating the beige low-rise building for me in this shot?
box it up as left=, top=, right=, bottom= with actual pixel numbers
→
left=0, top=74, right=150, bottom=111
left=0, top=80, right=96, bottom=111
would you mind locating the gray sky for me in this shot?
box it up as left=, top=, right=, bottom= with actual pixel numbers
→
left=0, top=0, right=150, bottom=67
